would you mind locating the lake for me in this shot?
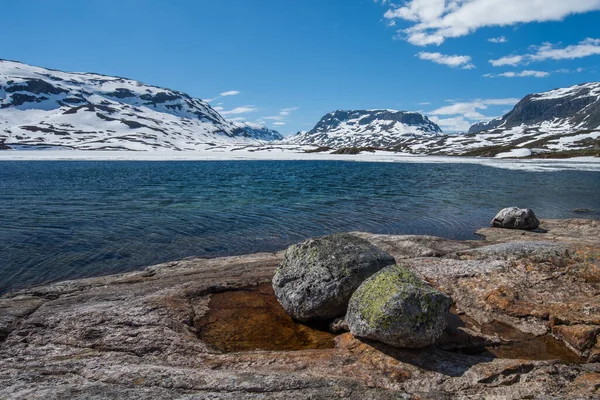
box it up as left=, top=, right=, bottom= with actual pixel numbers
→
left=1, top=160, right=598, bottom=294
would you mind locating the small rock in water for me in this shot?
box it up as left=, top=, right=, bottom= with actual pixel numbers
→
left=272, top=233, right=395, bottom=321
left=573, top=208, right=595, bottom=213
left=491, top=207, right=540, bottom=230
left=345, top=264, right=452, bottom=348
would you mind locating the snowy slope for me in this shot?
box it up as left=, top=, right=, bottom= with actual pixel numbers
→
left=0, top=60, right=279, bottom=151
left=233, top=122, right=283, bottom=141
left=454, top=82, right=600, bottom=156
left=289, top=109, right=442, bottom=148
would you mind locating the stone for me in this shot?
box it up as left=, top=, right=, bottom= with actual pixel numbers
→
left=492, top=207, right=540, bottom=230
left=458, top=241, right=570, bottom=262
left=272, top=233, right=395, bottom=321
left=1, top=220, right=599, bottom=398
left=552, top=324, right=600, bottom=358
left=345, top=264, right=452, bottom=348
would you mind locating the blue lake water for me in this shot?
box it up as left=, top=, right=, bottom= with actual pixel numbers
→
left=1, top=160, right=599, bottom=294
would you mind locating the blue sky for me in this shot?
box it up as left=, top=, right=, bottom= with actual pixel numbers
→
left=3, top=0, right=600, bottom=134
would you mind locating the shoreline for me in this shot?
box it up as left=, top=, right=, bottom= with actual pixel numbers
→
left=0, top=148, right=599, bottom=172
left=1, top=219, right=599, bottom=398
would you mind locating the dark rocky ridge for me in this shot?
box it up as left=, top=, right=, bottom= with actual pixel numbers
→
left=470, top=82, right=600, bottom=134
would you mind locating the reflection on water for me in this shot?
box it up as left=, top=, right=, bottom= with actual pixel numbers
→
left=0, top=160, right=598, bottom=294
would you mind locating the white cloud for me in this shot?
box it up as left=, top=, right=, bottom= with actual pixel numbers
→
left=427, top=98, right=520, bottom=132
left=418, top=102, right=431, bottom=105
left=430, top=98, right=519, bottom=116
left=384, top=0, right=600, bottom=46
left=219, top=90, right=241, bottom=97
left=488, top=36, right=508, bottom=43
left=484, top=69, right=550, bottom=78
left=273, top=122, right=286, bottom=126
left=530, top=38, right=600, bottom=61
left=490, top=38, right=600, bottom=66
left=429, top=115, right=473, bottom=132
left=489, top=55, right=523, bottom=66
left=213, top=106, right=224, bottom=111
left=262, top=107, right=299, bottom=121
left=229, top=117, right=246, bottom=122
left=220, top=106, right=258, bottom=116
left=417, top=51, right=475, bottom=69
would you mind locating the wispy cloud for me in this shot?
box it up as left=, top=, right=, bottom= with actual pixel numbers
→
left=383, top=1, right=600, bottom=46
left=204, top=90, right=242, bottom=103
left=489, top=55, right=524, bottom=67
left=430, top=98, right=520, bottom=117
left=429, top=116, right=473, bottom=132
left=488, top=36, right=508, bottom=43
left=484, top=70, right=550, bottom=78
left=262, top=107, right=299, bottom=121
left=220, top=106, right=258, bottom=116
left=427, top=98, right=520, bottom=132
left=219, top=90, right=241, bottom=97
left=417, top=52, right=475, bottom=69
left=490, top=38, right=600, bottom=66
left=273, top=122, right=286, bottom=126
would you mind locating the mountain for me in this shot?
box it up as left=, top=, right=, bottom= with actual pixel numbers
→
left=290, top=109, right=442, bottom=148
left=470, top=82, right=600, bottom=134
left=0, top=60, right=280, bottom=151
left=455, top=82, right=600, bottom=156
left=233, top=122, right=283, bottom=141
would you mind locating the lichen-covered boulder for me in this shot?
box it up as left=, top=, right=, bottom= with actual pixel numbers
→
left=492, top=207, right=540, bottom=230
left=345, top=264, right=452, bottom=348
left=272, top=233, right=395, bottom=321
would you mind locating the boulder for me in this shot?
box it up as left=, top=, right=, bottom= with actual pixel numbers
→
left=346, top=264, right=452, bottom=348
left=272, top=233, right=395, bottom=321
left=491, top=207, right=540, bottom=230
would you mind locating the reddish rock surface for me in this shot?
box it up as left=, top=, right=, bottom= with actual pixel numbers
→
left=0, top=219, right=599, bottom=399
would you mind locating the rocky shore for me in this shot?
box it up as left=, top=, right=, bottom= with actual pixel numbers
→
left=0, top=219, right=599, bottom=399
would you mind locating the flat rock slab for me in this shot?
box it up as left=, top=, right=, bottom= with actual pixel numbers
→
left=0, top=219, right=599, bottom=399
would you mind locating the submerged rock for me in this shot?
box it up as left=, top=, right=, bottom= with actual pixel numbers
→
left=272, top=233, right=395, bottom=321
left=492, top=207, right=540, bottom=230
left=346, top=264, right=452, bottom=348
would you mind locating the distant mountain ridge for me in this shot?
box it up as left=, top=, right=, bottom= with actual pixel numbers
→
left=469, top=82, right=600, bottom=134
left=0, top=59, right=280, bottom=150
left=290, top=109, right=442, bottom=148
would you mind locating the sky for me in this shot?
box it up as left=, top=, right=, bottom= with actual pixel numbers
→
left=2, top=0, right=600, bottom=135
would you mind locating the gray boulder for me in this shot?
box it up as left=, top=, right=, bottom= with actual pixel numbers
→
left=491, top=207, right=540, bottom=230
left=346, top=264, right=452, bottom=348
left=272, top=233, right=395, bottom=321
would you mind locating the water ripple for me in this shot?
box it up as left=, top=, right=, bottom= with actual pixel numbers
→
left=0, top=160, right=599, bottom=294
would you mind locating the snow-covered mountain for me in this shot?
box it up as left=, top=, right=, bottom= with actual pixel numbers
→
left=233, top=122, right=283, bottom=141
left=290, top=109, right=442, bottom=148
left=451, top=82, right=600, bottom=156
left=0, top=60, right=280, bottom=151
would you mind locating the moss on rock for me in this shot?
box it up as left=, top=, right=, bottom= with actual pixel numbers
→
left=346, top=264, right=452, bottom=348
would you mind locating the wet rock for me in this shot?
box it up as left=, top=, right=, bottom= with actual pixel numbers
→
left=492, top=207, right=540, bottom=230
left=573, top=208, right=595, bottom=213
left=552, top=324, right=600, bottom=359
left=272, top=233, right=395, bottom=321
left=346, top=264, right=452, bottom=348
